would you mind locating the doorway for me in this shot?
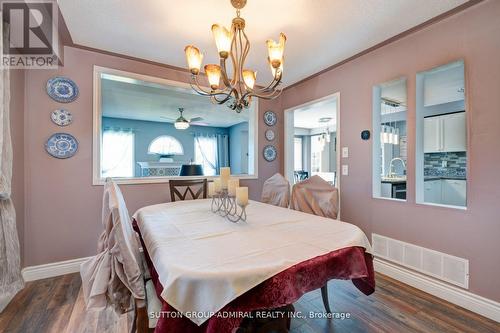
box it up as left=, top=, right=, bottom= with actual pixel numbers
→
left=284, top=93, right=341, bottom=204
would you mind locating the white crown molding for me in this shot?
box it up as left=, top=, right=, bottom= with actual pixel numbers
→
left=374, top=258, right=500, bottom=323
left=21, top=257, right=92, bottom=282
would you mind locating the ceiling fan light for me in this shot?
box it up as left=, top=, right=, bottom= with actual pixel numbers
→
left=205, top=64, right=221, bottom=90
left=174, top=120, right=190, bottom=130
left=184, top=45, right=203, bottom=75
left=242, top=69, right=256, bottom=89
left=266, top=33, right=286, bottom=68
left=211, top=24, right=232, bottom=58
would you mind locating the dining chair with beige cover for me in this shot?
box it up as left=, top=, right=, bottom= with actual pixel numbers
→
left=290, top=175, right=340, bottom=313
left=290, top=175, right=339, bottom=219
left=80, top=178, right=150, bottom=333
left=261, top=173, right=290, bottom=208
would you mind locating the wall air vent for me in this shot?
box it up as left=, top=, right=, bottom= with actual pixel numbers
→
left=372, top=234, right=469, bottom=289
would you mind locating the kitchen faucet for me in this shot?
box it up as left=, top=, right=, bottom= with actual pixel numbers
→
left=389, top=157, right=407, bottom=178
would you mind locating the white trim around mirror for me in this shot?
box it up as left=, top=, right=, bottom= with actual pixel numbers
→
left=92, top=66, right=259, bottom=185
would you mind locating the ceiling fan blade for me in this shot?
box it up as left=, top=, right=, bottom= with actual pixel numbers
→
left=190, top=121, right=210, bottom=126
left=160, top=116, right=176, bottom=121
left=189, top=117, right=204, bottom=122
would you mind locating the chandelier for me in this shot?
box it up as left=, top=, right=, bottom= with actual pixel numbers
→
left=184, top=0, right=286, bottom=112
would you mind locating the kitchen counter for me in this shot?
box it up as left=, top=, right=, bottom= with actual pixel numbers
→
left=381, top=177, right=406, bottom=184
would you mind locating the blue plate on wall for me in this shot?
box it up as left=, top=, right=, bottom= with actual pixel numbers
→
left=45, top=133, right=79, bottom=159
left=263, top=111, right=277, bottom=126
left=263, top=145, right=277, bottom=162
left=46, top=77, right=79, bottom=103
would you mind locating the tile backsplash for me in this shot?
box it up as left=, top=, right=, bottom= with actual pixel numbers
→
left=424, top=152, right=467, bottom=178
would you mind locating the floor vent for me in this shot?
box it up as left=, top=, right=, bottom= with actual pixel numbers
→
left=372, top=234, right=469, bottom=289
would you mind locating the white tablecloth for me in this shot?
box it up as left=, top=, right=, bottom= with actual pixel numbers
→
left=133, top=199, right=371, bottom=325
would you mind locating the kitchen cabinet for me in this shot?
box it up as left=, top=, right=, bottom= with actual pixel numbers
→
left=424, top=117, right=441, bottom=153
left=443, top=113, right=466, bottom=152
left=424, top=179, right=466, bottom=207
left=442, top=179, right=466, bottom=206
left=423, top=112, right=466, bottom=153
left=424, top=180, right=442, bottom=204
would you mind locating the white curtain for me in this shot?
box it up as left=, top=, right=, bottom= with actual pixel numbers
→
left=0, top=22, right=24, bottom=308
left=195, top=135, right=218, bottom=176
left=102, top=129, right=135, bottom=178
left=217, top=134, right=229, bottom=168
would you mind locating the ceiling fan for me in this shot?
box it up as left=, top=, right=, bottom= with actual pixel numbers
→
left=160, top=108, right=208, bottom=130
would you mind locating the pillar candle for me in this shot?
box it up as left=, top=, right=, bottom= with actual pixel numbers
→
left=227, top=179, right=240, bottom=196
left=208, top=182, right=215, bottom=197
left=236, top=187, right=248, bottom=206
left=213, top=178, right=221, bottom=193
left=220, top=167, right=231, bottom=189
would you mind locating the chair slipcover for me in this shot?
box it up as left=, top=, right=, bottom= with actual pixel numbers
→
left=290, top=175, right=339, bottom=219
left=80, top=179, right=145, bottom=313
left=261, top=173, right=290, bottom=208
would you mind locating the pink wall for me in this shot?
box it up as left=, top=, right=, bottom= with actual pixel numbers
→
left=282, top=0, right=500, bottom=302
left=22, top=47, right=282, bottom=267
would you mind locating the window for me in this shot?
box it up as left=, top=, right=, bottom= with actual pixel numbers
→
left=194, top=135, right=218, bottom=176
left=294, top=137, right=303, bottom=171
left=148, top=135, right=184, bottom=156
left=102, top=129, right=134, bottom=177
left=310, top=135, right=322, bottom=172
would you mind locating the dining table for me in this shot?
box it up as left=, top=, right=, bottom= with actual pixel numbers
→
left=132, top=199, right=375, bottom=333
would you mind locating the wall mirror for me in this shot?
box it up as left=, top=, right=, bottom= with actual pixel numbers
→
left=93, top=66, right=257, bottom=185
left=416, top=60, right=466, bottom=208
left=372, top=77, right=408, bottom=200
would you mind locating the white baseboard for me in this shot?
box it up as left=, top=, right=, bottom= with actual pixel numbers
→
left=374, top=257, right=500, bottom=323
left=18, top=256, right=500, bottom=323
left=22, top=256, right=92, bottom=282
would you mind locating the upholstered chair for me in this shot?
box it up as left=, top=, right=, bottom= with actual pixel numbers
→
left=261, top=173, right=290, bottom=208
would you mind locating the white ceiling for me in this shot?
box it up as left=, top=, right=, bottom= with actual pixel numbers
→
left=101, top=74, right=250, bottom=128
left=294, top=97, right=337, bottom=129
left=59, top=0, right=467, bottom=86
left=381, top=78, right=407, bottom=104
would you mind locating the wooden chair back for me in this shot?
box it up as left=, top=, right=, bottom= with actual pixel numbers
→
left=169, top=179, right=208, bottom=202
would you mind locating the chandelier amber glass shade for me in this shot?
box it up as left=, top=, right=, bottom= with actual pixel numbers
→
left=205, top=64, right=222, bottom=90
left=184, top=45, right=203, bottom=75
left=242, top=69, right=256, bottom=89
left=211, top=24, right=232, bottom=58
left=266, top=33, right=286, bottom=68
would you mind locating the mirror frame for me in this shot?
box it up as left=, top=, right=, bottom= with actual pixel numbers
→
left=92, top=66, right=259, bottom=185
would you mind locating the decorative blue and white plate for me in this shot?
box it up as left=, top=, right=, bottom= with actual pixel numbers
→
left=263, top=145, right=277, bottom=162
left=51, top=109, right=73, bottom=126
left=45, top=133, right=78, bottom=159
left=46, top=77, right=79, bottom=103
left=263, top=111, right=277, bottom=126
left=265, top=129, right=275, bottom=141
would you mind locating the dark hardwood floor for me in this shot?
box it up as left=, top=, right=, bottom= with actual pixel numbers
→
left=0, top=272, right=498, bottom=333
